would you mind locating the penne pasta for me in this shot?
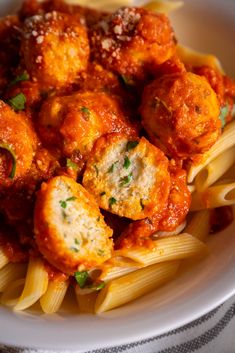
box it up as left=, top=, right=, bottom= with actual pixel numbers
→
left=75, top=285, right=98, bottom=313
left=142, top=0, right=184, bottom=13
left=195, top=146, right=235, bottom=192
left=65, top=0, right=133, bottom=11
left=176, top=45, right=224, bottom=73
left=184, top=210, right=210, bottom=241
left=191, top=183, right=235, bottom=211
left=14, top=257, right=49, bottom=311
left=1, top=279, right=26, bottom=308
left=0, top=247, right=9, bottom=270
left=0, top=262, right=27, bottom=292
left=116, top=233, right=207, bottom=266
left=95, top=261, right=180, bottom=313
left=40, top=278, right=70, bottom=314
left=188, top=120, right=235, bottom=184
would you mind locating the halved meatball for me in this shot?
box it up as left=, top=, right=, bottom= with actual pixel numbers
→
left=140, top=72, right=221, bottom=159
left=83, top=133, right=170, bottom=220
left=0, top=100, right=37, bottom=181
left=21, top=11, right=89, bottom=88
left=34, top=176, right=113, bottom=274
left=90, top=7, right=176, bottom=81
left=38, top=91, right=137, bottom=158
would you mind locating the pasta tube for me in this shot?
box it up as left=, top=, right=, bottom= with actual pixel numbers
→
left=95, top=261, right=180, bottom=313
left=188, top=120, right=235, bottom=183
left=143, top=0, right=184, bottom=13
left=191, top=183, right=235, bottom=211
left=0, top=247, right=9, bottom=270
left=14, top=257, right=49, bottom=311
left=195, top=146, right=235, bottom=192
left=75, top=285, right=98, bottom=313
left=184, top=210, right=210, bottom=241
left=1, top=279, right=26, bottom=307
left=0, top=263, right=27, bottom=292
left=116, top=233, right=207, bottom=266
left=177, top=45, right=224, bottom=73
left=40, top=278, right=70, bottom=314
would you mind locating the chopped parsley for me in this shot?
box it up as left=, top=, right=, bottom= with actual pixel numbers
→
left=109, top=197, right=117, bottom=208
left=75, top=238, right=80, bottom=246
left=126, top=141, right=139, bottom=152
left=119, top=75, right=134, bottom=86
left=7, top=93, right=26, bottom=111
left=74, top=271, right=89, bottom=288
left=123, top=156, right=131, bottom=169
left=108, top=161, right=118, bottom=173
left=70, top=247, right=79, bottom=253
left=66, top=158, right=78, bottom=171
left=120, top=173, right=133, bottom=186
left=80, top=106, right=90, bottom=120
left=59, top=196, right=77, bottom=209
left=89, top=282, right=105, bottom=291
left=219, top=104, right=229, bottom=128
left=100, top=191, right=106, bottom=196
left=0, top=143, right=16, bottom=179
left=9, top=72, right=29, bottom=87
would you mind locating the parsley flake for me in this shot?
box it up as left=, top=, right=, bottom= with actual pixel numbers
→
left=120, top=173, right=133, bottom=186
left=7, top=93, right=26, bottom=111
left=89, top=282, right=105, bottom=291
left=219, top=104, right=229, bottom=128
left=126, top=141, right=139, bottom=152
left=9, top=72, right=29, bottom=87
left=59, top=196, right=77, bottom=209
left=108, top=161, right=118, bottom=173
left=80, top=106, right=90, bottom=120
left=109, top=197, right=117, bottom=208
left=123, top=156, right=131, bottom=169
left=66, top=158, right=78, bottom=171
left=0, top=143, right=16, bottom=179
left=100, top=191, right=106, bottom=196
left=74, top=271, right=89, bottom=288
left=94, top=165, right=99, bottom=177
left=140, top=199, right=145, bottom=210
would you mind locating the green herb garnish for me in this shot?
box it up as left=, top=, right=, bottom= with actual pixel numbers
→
left=100, top=191, right=106, bottom=196
left=70, top=247, right=79, bottom=253
left=7, top=93, right=26, bottom=111
left=97, top=249, right=105, bottom=256
left=0, top=143, right=17, bottom=179
left=75, top=238, right=80, bottom=245
left=126, top=141, right=139, bottom=152
left=74, top=271, right=89, bottom=288
left=120, top=173, right=133, bottom=186
left=109, top=197, right=117, bottom=207
left=66, top=158, right=78, bottom=171
left=9, top=72, right=29, bottom=87
left=80, top=106, right=90, bottom=120
left=89, top=282, right=105, bottom=291
left=59, top=196, right=77, bottom=209
left=108, top=161, right=118, bottom=173
left=219, top=104, right=229, bottom=128
left=123, top=156, right=131, bottom=169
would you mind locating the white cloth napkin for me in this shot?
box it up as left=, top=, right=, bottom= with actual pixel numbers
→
left=1, top=294, right=235, bottom=353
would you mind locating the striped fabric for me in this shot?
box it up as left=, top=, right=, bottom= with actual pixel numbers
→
left=1, top=294, right=235, bottom=353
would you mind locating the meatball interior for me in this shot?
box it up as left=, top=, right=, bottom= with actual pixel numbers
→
left=83, top=133, right=170, bottom=220
left=34, top=176, right=113, bottom=274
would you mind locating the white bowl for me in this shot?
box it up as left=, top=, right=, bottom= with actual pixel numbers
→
left=0, top=0, right=235, bottom=350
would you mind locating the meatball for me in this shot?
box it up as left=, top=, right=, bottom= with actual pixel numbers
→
left=0, top=100, right=37, bottom=181
left=90, top=7, right=176, bottom=81
left=117, top=165, right=191, bottom=248
left=34, top=176, right=113, bottom=274
left=21, top=11, right=90, bottom=88
left=38, top=91, right=137, bottom=158
left=83, top=133, right=170, bottom=220
left=140, top=72, right=221, bottom=159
